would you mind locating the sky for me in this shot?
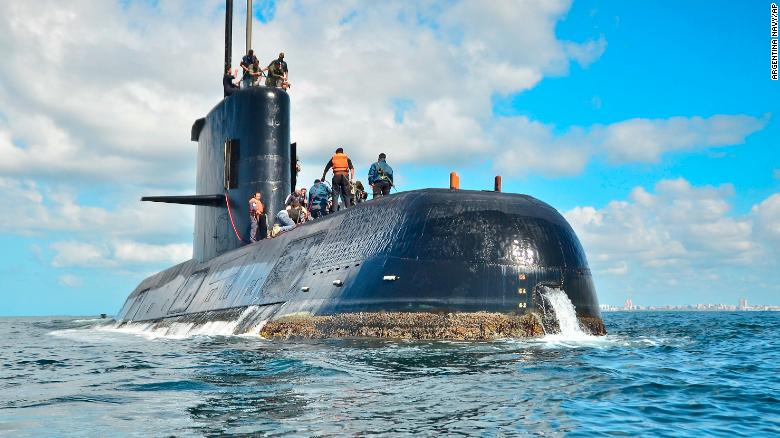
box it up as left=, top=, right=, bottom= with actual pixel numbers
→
left=0, top=0, right=778, bottom=316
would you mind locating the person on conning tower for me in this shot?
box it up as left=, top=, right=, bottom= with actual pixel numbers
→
left=223, top=66, right=240, bottom=97
left=322, top=147, right=355, bottom=212
left=240, top=49, right=258, bottom=89
left=264, top=52, right=289, bottom=89
left=250, top=59, right=263, bottom=87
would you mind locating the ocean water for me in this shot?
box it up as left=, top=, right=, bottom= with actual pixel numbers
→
left=1, top=312, right=778, bottom=437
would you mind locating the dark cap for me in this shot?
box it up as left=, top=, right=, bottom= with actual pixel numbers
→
left=379, top=153, right=386, bottom=159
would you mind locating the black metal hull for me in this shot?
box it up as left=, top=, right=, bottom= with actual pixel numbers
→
left=116, top=189, right=602, bottom=336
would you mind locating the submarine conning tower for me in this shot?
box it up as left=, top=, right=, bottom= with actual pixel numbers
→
left=142, top=0, right=294, bottom=262
left=190, top=88, right=291, bottom=261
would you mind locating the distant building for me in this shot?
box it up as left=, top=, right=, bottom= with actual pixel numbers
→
left=624, top=297, right=635, bottom=311
left=739, top=298, right=748, bottom=310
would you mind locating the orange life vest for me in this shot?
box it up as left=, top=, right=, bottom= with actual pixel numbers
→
left=331, top=153, right=350, bottom=173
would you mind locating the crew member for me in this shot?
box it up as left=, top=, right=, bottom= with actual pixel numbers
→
left=250, top=59, right=263, bottom=87
left=286, top=199, right=308, bottom=224
left=368, top=152, right=394, bottom=198
left=264, top=52, right=289, bottom=88
left=240, top=49, right=258, bottom=88
left=352, top=180, right=368, bottom=205
left=322, top=147, right=354, bottom=211
left=248, top=192, right=265, bottom=242
left=308, top=179, right=332, bottom=219
left=223, top=66, right=240, bottom=97
left=275, top=208, right=297, bottom=234
left=284, top=187, right=307, bottom=207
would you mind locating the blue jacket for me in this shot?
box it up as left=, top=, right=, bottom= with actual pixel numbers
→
left=368, top=159, right=393, bottom=185
left=308, top=181, right=332, bottom=205
left=241, top=54, right=258, bottom=78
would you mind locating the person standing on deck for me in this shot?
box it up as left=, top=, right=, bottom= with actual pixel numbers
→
left=368, top=153, right=394, bottom=198
left=248, top=192, right=265, bottom=242
left=285, top=187, right=308, bottom=207
left=322, top=147, right=355, bottom=211
left=308, top=179, right=332, bottom=219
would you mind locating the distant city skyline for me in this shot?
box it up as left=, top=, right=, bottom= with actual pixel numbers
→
left=601, top=296, right=780, bottom=312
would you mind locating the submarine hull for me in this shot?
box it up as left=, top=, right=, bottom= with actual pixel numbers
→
left=123, top=88, right=604, bottom=339
left=116, top=189, right=604, bottom=338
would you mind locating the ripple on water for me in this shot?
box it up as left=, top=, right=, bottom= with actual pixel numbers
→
left=4, top=394, right=130, bottom=409
left=122, top=380, right=217, bottom=392
left=0, top=312, right=778, bottom=436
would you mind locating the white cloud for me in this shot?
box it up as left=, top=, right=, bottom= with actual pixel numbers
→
left=0, top=1, right=216, bottom=185
left=278, top=0, right=621, bottom=179
left=0, top=1, right=768, bottom=187
left=50, top=240, right=192, bottom=268
left=751, top=194, right=780, bottom=243
left=563, top=36, right=607, bottom=68
left=51, top=241, right=113, bottom=268
left=0, top=177, right=192, bottom=238
left=0, top=177, right=193, bottom=269
left=596, top=115, right=768, bottom=164
left=113, top=241, right=192, bottom=264
left=493, top=114, right=766, bottom=177
left=565, top=178, right=758, bottom=272
left=493, top=117, right=591, bottom=176
left=0, top=0, right=614, bottom=187
left=603, top=261, right=628, bottom=275
left=564, top=179, right=780, bottom=305
left=58, top=274, right=83, bottom=288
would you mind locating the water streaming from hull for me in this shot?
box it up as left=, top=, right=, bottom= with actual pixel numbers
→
left=540, top=287, right=586, bottom=336
left=536, top=286, right=598, bottom=345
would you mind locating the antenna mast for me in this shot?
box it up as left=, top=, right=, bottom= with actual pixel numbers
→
left=246, top=0, right=252, bottom=54
left=224, top=0, right=233, bottom=73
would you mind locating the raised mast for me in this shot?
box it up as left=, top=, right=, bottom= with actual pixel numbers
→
left=224, top=0, right=233, bottom=73
left=246, top=0, right=253, bottom=54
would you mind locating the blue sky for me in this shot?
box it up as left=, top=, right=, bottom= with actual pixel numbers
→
left=463, top=1, right=777, bottom=211
left=0, top=0, right=778, bottom=315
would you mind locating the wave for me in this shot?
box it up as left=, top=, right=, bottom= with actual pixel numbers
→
left=91, top=306, right=268, bottom=340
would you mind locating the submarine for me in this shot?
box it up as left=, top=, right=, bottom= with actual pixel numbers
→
left=114, top=0, right=605, bottom=340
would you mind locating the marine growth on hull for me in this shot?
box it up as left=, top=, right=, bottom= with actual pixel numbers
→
left=260, top=310, right=606, bottom=341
